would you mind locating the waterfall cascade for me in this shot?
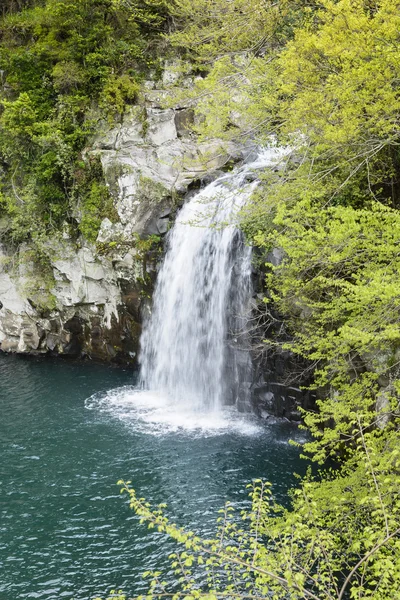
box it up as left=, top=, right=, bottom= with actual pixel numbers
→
left=139, top=149, right=283, bottom=412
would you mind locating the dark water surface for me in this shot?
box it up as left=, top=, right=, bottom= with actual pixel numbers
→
left=0, top=354, right=306, bottom=600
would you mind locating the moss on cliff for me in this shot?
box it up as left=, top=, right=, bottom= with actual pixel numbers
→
left=0, top=0, right=171, bottom=250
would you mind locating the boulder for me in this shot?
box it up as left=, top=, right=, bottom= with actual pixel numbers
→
left=252, top=382, right=307, bottom=421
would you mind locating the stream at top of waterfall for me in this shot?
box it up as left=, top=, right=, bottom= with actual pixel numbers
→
left=0, top=354, right=307, bottom=600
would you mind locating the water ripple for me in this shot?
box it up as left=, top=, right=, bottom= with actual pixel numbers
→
left=0, top=355, right=306, bottom=600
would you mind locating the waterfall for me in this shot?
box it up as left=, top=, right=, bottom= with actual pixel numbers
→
left=139, top=149, right=282, bottom=412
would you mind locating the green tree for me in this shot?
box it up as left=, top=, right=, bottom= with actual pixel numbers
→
left=106, top=5, right=400, bottom=598
left=166, top=0, right=400, bottom=445
left=116, top=434, right=400, bottom=600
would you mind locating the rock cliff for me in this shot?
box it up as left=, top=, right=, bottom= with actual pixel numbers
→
left=0, top=72, right=247, bottom=364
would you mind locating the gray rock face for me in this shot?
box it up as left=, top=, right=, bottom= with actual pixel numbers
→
left=51, top=245, right=120, bottom=327
left=0, top=241, right=145, bottom=363
left=266, top=247, right=285, bottom=267
left=93, top=101, right=247, bottom=241
left=376, top=386, right=392, bottom=429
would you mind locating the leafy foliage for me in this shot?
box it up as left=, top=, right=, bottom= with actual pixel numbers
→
left=249, top=198, right=400, bottom=461
left=0, top=0, right=170, bottom=246
left=117, top=435, right=400, bottom=599
left=168, top=0, right=400, bottom=207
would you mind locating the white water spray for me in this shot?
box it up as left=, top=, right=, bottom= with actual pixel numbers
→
left=139, top=149, right=284, bottom=412
left=86, top=148, right=287, bottom=434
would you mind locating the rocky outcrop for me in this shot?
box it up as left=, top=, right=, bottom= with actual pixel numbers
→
left=0, top=241, right=143, bottom=362
left=92, top=101, right=247, bottom=242
left=0, top=69, right=249, bottom=364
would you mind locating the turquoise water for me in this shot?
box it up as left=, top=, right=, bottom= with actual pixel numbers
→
left=0, top=354, right=307, bottom=600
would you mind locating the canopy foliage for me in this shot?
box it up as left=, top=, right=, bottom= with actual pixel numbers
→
left=0, top=0, right=170, bottom=247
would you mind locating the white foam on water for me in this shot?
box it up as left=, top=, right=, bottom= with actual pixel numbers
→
left=85, top=387, right=262, bottom=437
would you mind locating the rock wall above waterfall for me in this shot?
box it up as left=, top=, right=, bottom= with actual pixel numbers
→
left=91, top=99, right=247, bottom=242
